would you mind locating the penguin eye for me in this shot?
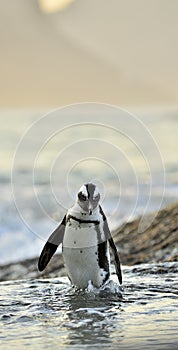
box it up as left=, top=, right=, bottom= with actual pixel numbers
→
left=78, top=192, right=87, bottom=201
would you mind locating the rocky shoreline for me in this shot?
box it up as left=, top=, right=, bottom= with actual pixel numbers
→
left=0, top=202, right=177, bottom=282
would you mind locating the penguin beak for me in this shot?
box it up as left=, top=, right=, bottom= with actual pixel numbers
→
left=88, top=202, right=93, bottom=215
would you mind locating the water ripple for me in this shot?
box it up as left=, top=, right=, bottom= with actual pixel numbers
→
left=0, top=263, right=178, bottom=349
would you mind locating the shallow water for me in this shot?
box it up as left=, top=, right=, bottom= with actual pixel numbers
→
left=0, top=262, right=178, bottom=350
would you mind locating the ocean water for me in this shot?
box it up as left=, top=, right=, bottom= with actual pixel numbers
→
left=0, top=263, right=178, bottom=349
left=0, top=104, right=178, bottom=264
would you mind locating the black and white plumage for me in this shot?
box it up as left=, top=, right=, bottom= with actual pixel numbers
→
left=38, top=183, right=122, bottom=289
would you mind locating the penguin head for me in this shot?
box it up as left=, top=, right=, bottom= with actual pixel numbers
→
left=77, top=183, right=100, bottom=215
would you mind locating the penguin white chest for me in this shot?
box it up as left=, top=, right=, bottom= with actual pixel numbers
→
left=63, top=220, right=98, bottom=248
left=62, top=221, right=110, bottom=289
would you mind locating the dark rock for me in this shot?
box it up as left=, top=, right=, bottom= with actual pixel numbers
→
left=114, top=201, right=178, bottom=265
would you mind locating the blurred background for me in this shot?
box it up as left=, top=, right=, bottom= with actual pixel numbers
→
left=1, top=0, right=178, bottom=107
left=0, top=0, right=177, bottom=264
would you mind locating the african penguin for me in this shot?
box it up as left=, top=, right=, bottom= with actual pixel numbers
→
left=38, top=183, right=122, bottom=289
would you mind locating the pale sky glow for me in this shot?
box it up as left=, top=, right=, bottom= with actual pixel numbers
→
left=38, top=0, right=75, bottom=13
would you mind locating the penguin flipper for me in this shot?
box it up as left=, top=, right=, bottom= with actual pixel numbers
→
left=108, top=236, right=122, bottom=285
left=38, top=215, right=66, bottom=272
left=38, top=242, right=58, bottom=272
left=99, top=206, right=122, bottom=285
